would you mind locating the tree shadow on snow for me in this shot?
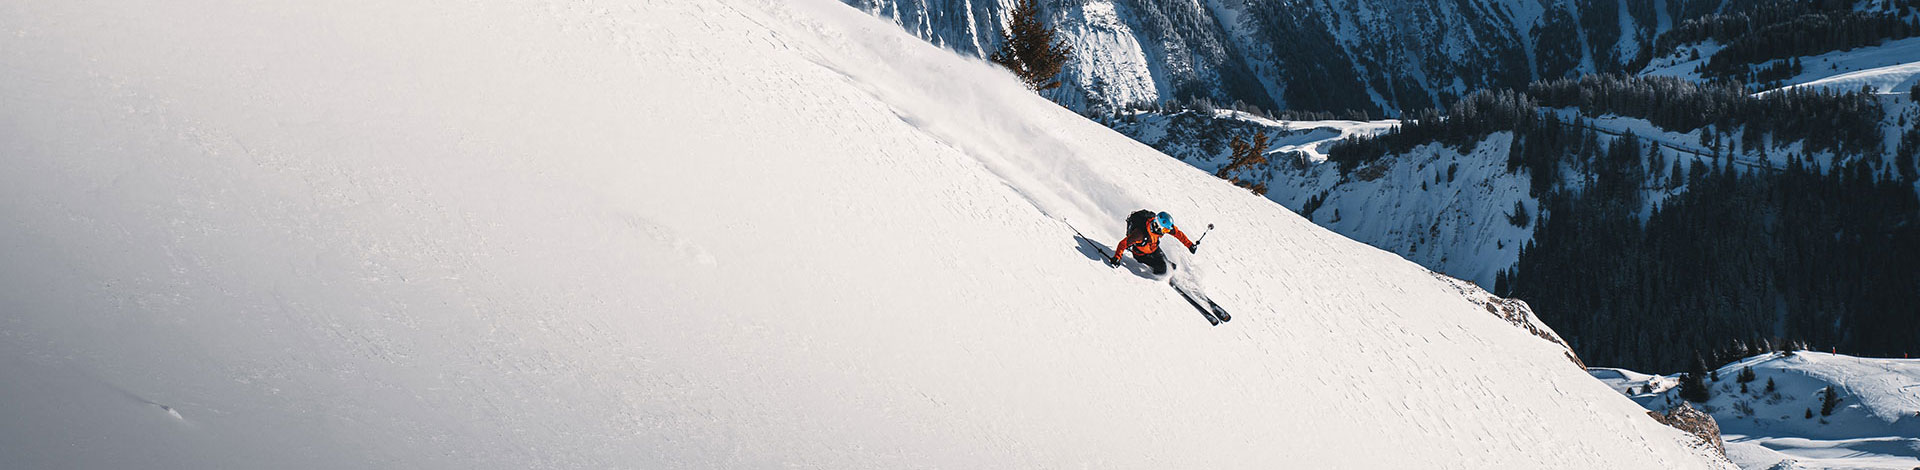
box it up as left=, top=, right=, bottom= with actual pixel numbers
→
left=1071, top=234, right=1161, bottom=280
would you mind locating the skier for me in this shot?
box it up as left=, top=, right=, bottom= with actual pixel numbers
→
left=1108, top=210, right=1197, bottom=275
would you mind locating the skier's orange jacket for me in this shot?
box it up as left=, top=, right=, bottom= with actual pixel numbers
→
left=1113, top=225, right=1194, bottom=262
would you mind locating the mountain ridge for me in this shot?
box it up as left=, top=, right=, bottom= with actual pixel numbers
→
left=845, top=0, right=1715, bottom=114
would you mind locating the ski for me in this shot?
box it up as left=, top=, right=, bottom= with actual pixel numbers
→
left=1204, top=296, right=1231, bottom=322
left=1171, top=283, right=1228, bottom=325
left=1066, top=217, right=1231, bottom=325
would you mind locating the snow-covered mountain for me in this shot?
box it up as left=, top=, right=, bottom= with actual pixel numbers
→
left=854, top=1, right=1920, bottom=315
left=846, top=0, right=1718, bottom=114
left=0, top=0, right=1733, bottom=467
left=1593, top=352, right=1920, bottom=470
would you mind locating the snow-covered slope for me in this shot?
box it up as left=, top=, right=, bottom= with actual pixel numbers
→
left=1648, top=36, right=1920, bottom=95
left=1640, top=8, right=1920, bottom=94
left=1768, top=37, right=1920, bottom=95
left=1786, top=60, right=1920, bottom=95
left=1594, top=352, right=1920, bottom=470
left=1, top=0, right=1729, bottom=468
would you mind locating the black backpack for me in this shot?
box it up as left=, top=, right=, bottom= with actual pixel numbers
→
left=1125, top=209, right=1155, bottom=242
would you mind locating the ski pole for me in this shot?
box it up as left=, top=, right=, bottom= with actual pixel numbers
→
left=1191, top=223, right=1215, bottom=250
left=1062, top=218, right=1115, bottom=260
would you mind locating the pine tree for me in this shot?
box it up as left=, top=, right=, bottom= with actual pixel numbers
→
left=1680, top=355, right=1713, bottom=402
left=989, top=0, right=1074, bottom=91
left=1766, top=377, right=1777, bottom=393
left=1737, top=366, right=1756, bottom=383
left=1820, top=386, right=1842, bottom=416
left=1669, top=158, right=1685, bottom=189
left=1217, top=130, right=1271, bottom=195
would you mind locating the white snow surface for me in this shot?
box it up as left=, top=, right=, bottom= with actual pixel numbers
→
left=1595, top=352, right=1920, bottom=470
left=0, top=0, right=1731, bottom=468
left=1771, top=37, right=1920, bottom=94
left=1780, top=60, right=1920, bottom=96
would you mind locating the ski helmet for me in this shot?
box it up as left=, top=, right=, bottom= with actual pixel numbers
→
left=1152, top=212, right=1173, bottom=233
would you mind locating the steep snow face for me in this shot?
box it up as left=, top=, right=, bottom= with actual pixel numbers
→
left=1052, top=0, right=1166, bottom=109
left=845, top=0, right=1008, bottom=54
left=1, top=0, right=1730, bottom=468
left=1594, top=353, right=1920, bottom=470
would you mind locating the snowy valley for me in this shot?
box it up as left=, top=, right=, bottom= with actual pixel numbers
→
left=1593, top=352, right=1920, bottom=470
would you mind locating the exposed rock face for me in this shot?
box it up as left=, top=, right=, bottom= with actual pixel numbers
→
left=1650, top=403, right=1726, bottom=457
left=1429, top=272, right=1586, bottom=368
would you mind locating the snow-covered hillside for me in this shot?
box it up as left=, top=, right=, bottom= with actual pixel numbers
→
left=1647, top=36, right=1920, bottom=95
left=1765, top=36, right=1920, bottom=96
left=1, top=0, right=1730, bottom=468
left=1594, top=353, right=1920, bottom=470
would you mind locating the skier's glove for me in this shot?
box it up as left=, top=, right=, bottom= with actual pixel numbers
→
left=1188, top=243, right=1199, bottom=254
left=1106, top=257, right=1120, bottom=267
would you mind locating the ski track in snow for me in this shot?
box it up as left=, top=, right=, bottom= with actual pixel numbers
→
left=0, top=0, right=1729, bottom=468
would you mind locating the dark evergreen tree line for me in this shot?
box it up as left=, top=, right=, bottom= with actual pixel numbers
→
left=1326, top=89, right=1538, bottom=173
left=1528, top=74, right=1883, bottom=156
left=1241, top=1, right=1383, bottom=116
left=1653, top=0, right=1920, bottom=80
left=1329, top=73, right=1886, bottom=175
left=1657, top=0, right=1860, bottom=51
left=1503, top=133, right=1920, bottom=373
left=1534, top=8, right=1587, bottom=79
left=1698, top=11, right=1920, bottom=79
left=1580, top=0, right=1627, bottom=73
left=1749, top=58, right=1803, bottom=85
left=1322, top=73, right=1919, bottom=373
